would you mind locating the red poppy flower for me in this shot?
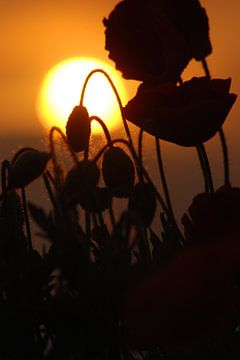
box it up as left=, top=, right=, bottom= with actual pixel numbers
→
left=124, top=77, right=237, bottom=146
left=182, top=185, right=240, bottom=243
left=123, top=242, right=239, bottom=353
left=104, top=0, right=211, bottom=82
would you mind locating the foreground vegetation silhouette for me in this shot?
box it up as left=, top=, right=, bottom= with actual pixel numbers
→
left=1, top=0, right=240, bottom=359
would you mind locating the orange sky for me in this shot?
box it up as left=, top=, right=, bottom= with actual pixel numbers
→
left=1, top=0, right=240, bottom=222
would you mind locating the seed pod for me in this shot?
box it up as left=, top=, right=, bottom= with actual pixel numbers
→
left=80, top=187, right=112, bottom=212
left=8, top=150, right=50, bottom=188
left=63, top=160, right=100, bottom=205
left=66, top=105, right=90, bottom=152
left=102, top=146, right=135, bottom=198
left=128, top=182, right=156, bottom=227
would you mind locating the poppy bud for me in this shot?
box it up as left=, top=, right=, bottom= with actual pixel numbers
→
left=8, top=150, right=50, bottom=188
left=63, top=160, right=100, bottom=205
left=102, top=147, right=135, bottom=198
left=66, top=105, right=91, bottom=152
left=80, top=187, right=112, bottom=212
left=128, top=182, right=156, bottom=227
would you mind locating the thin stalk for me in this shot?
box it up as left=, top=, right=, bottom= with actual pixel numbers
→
left=219, top=128, right=230, bottom=185
left=80, top=69, right=133, bottom=147
left=197, top=144, right=214, bottom=193
left=196, top=146, right=209, bottom=193
left=1, top=160, right=10, bottom=212
left=89, top=115, right=112, bottom=145
left=155, top=139, right=173, bottom=214
left=202, top=58, right=230, bottom=185
left=21, top=187, right=32, bottom=251
left=49, top=126, right=79, bottom=187
left=155, top=140, right=185, bottom=243
left=202, top=58, right=211, bottom=79
left=137, top=128, right=145, bottom=182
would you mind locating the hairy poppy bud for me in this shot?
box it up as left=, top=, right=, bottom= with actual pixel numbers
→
left=63, top=160, right=100, bottom=205
left=8, top=150, right=50, bottom=188
left=128, top=182, right=156, bottom=227
left=102, top=147, right=135, bottom=198
left=66, top=105, right=90, bottom=152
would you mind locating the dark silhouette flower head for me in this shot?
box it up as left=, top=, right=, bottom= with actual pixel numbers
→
left=102, top=146, right=135, bottom=198
left=182, top=185, right=240, bottom=243
left=104, top=0, right=211, bottom=82
left=66, top=105, right=90, bottom=153
left=8, top=149, right=50, bottom=188
left=124, top=77, right=237, bottom=146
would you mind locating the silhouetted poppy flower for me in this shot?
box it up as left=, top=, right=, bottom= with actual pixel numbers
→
left=104, top=0, right=211, bottom=82
left=8, top=149, right=50, bottom=188
left=102, top=146, right=135, bottom=198
left=124, top=77, right=237, bottom=146
left=182, top=185, right=240, bottom=243
left=123, top=242, right=239, bottom=352
left=66, top=105, right=90, bottom=152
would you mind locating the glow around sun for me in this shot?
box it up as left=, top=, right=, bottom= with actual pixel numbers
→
left=37, top=57, right=128, bottom=134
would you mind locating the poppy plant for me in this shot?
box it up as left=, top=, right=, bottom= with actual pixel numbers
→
left=182, top=185, right=240, bottom=243
left=104, top=0, right=211, bottom=82
left=124, top=77, right=237, bottom=147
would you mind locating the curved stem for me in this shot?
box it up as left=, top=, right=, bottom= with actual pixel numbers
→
left=202, top=58, right=211, bottom=79
left=196, top=144, right=214, bottom=193
left=1, top=160, right=10, bottom=195
left=89, top=115, right=112, bottom=145
left=21, top=187, right=32, bottom=251
left=80, top=69, right=133, bottom=147
left=156, top=139, right=184, bottom=243
left=49, top=126, right=79, bottom=187
left=1, top=160, right=11, bottom=211
left=202, top=59, right=230, bottom=186
left=155, top=139, right=174, bottom=215
left=137, top=128, right=145, bottom=182
left=219, top=128, right=230, bottom=185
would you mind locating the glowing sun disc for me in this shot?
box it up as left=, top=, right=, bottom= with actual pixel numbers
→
left=37, top=57, right=127, bottom=134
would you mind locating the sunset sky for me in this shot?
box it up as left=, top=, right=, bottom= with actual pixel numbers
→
left=1, top=0, right=240, bottom=221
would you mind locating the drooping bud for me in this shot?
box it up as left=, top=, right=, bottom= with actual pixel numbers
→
left=63, top=160, right=100, bottom=205
left=128, top=182, right=156, bottom=227
left=8, top=149, right=50, bottom=188
left=80, top=187, right=112, bottom=213
left=102, top=146, right=135, bottom=198
left=66, top=105, right=91, bottom=152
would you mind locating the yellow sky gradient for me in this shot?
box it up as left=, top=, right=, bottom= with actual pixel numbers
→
left=1, top=0, right=240, bottom=222
left=1, top=0, right=239, bottom=133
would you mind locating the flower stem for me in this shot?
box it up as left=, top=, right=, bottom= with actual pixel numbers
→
left=21, top=187, right=32, bottom=251
left=80, top=69, right=133, bottom=147
left=202, top=58, right=230, bottom=185
left=137, top=128, right=145, bottom=182
left=89, top=115, right=112, bottom=145
left=155, top=139, right=173, bottom=214
left=196, top=144, right=214, bottom=193
left=49, top=126, right=79, bottom=188
left=219, top=128, right=230, bottom=185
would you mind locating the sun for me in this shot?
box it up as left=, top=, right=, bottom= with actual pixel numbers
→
left=37, top=57, right=128, bottom=135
